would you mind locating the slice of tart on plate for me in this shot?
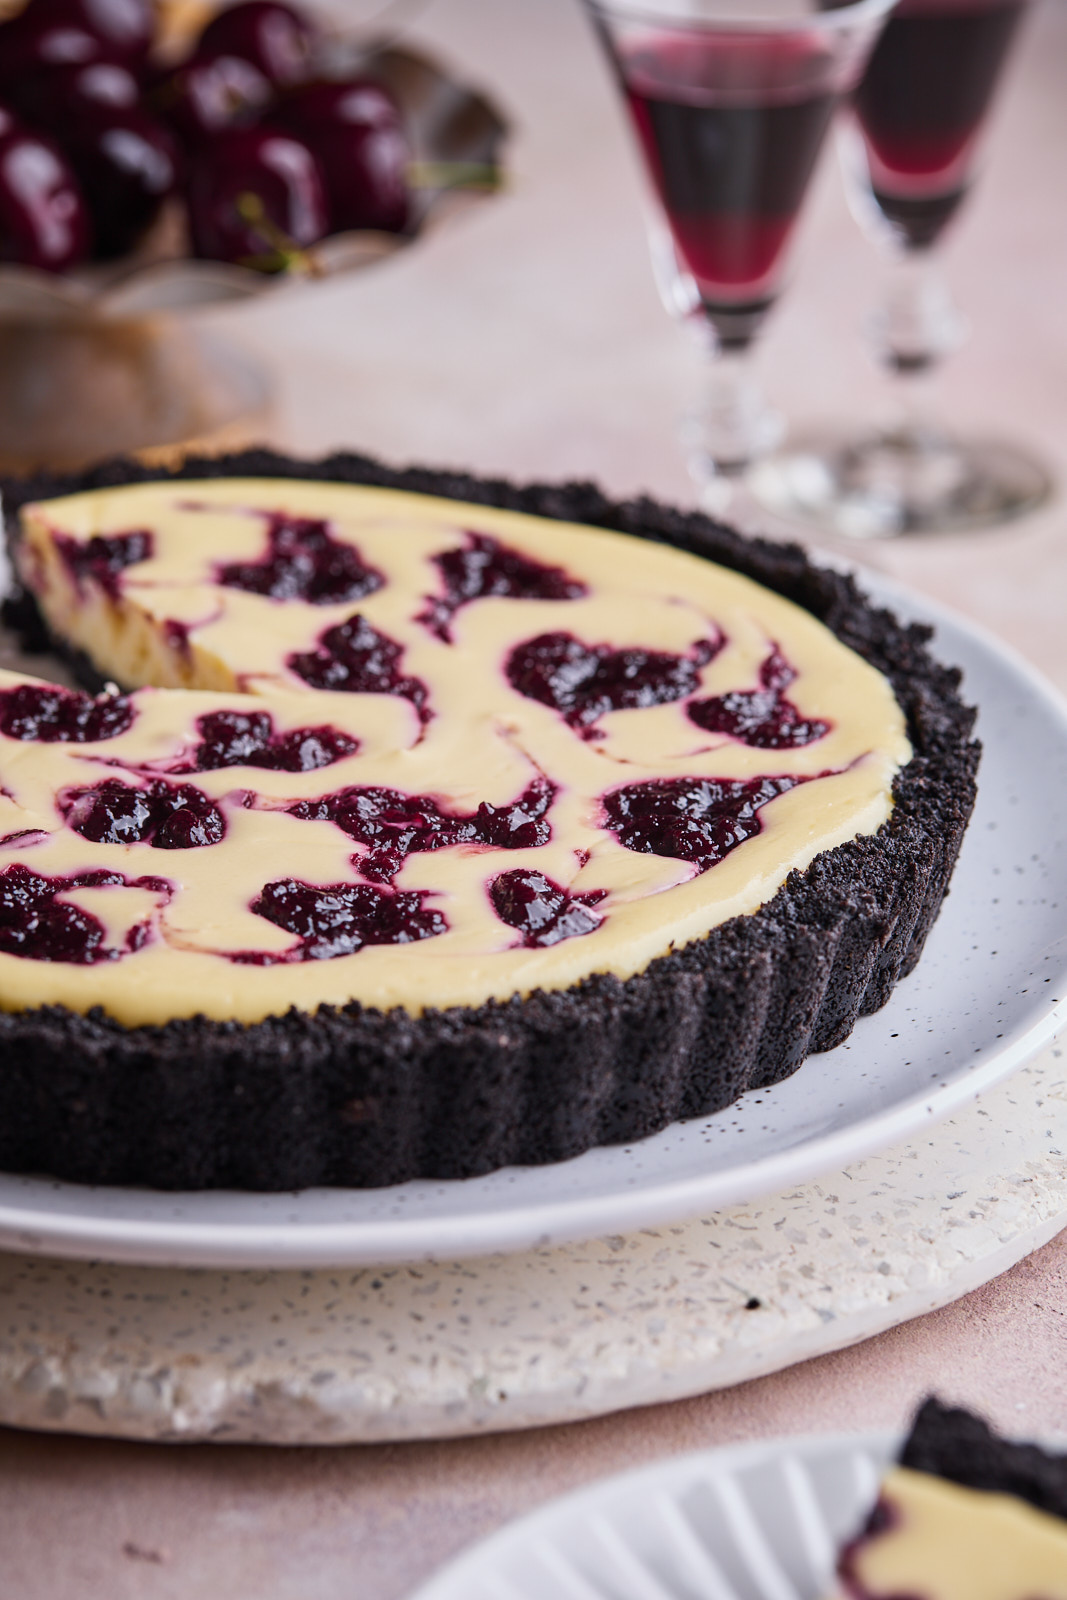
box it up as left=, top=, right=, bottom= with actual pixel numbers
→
left=834, top=1398, right=1067, bottom=1598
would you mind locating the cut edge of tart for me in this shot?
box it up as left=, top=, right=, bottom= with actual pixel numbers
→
left=833, top=1397, right=1067, bottom=1598
left=0, top=449, right=980, bottom=1190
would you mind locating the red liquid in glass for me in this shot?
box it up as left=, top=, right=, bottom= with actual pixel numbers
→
left=618, top=34, right=839, bottom=314
left=855, top=0, right=1027, bottom=246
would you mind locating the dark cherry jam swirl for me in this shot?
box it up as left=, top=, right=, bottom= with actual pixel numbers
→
left=176, top=709, right=358, bottom=773
left=55, top=530, right=153, bottom=599
left=0, top=683, right=135, bottom=743
left=0, top=863, right=169, bottom=965
left=506, top=630, right=720, bottom=733
left=688, top=647, right=830, bottom=749
left=235, top=877, right=447, bottom=963
left=835, top=1494, right=902, bottom=1599
left=489, top=868, right=605, bottom=948
left=418, top=532, right=587, bottom=642
left=60, top=779, right=225, bottom=849
left=216, top=513, right=384, bottom=605
left=287, top=613, right=430, bottom=723
left=289, top=777, right=555, bottom=883
left=602, top=774, right=804, bottom=873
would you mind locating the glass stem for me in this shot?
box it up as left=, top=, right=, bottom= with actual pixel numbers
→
left=868, top=252, right=968, bottom=439
left=685, top=320, right=784, bottom=511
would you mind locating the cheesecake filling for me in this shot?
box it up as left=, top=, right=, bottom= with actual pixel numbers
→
left=1, top=480, right=912, bottom=1026
left=837, top=1465, right=1067, bottom=1599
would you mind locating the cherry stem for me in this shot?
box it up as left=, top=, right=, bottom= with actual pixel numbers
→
left=234, top=192, right=323, bottom=276
left=406, top=161, right=502, bottom=193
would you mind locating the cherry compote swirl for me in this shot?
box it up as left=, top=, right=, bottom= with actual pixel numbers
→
left=61, top=778, right=225, bottom=849
left=506, top=630, right=719, bottom=733
left=238, top=877, right=446, bottom=963
left=0, top=682, right=134, bottom=743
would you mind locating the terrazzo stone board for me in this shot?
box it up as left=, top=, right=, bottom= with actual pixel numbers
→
left=0, top=1037, right=1064, bottom=1446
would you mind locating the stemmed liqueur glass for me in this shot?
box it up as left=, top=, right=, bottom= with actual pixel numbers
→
left=585, top=0, right=894, bottom=509
left=752, top=0, right=1051, bottom=536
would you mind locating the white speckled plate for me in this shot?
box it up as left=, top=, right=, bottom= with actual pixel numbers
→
left=410, top=1431, right=900, bottom=1600
left=0, top=574, right=1065, bottom=1267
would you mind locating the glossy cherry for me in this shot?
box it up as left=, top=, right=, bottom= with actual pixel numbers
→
left=153, top=52, right=273, bottom=147
left=186, top=125, right=329, bottom=267
left=0, top=55, right=138, bottom=125
left=43, top=0, right=153, bottom=63
left=0, top=0, right=152, bottom=89
left=0, top=14, right=106, bottom=96
left=196, top=1, right=317, bottom=90
left=0, top=107, right=89, bottom=271
left=62, top=105, right=178, bottom=258
left=275, top=78, right=410, bottom=233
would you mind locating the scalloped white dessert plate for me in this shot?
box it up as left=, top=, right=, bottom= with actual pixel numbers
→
left=410, top=1430, right=900, bottom=1600
left=0, top=572, right=1065, bottom=1267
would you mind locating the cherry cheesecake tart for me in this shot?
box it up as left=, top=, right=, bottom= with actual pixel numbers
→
left=0, top=451, right=978, bottom=1190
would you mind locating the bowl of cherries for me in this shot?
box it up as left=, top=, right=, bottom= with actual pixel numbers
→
left=0, top=0, right=507, bottom=464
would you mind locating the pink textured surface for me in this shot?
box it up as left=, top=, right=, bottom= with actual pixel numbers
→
left=0, top=0, right=1065, bottom=1592
left=1, top=1233, right=1065, bottom=1599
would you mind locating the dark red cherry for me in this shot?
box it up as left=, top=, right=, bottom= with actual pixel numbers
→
left=187, top=126, right=329, bottom=268
left=1, top=0, right=152, bottom=75
left=56, top=0, right=152, bottom=61
left=197, top=1, right=317, bottom=90
left=152, top=52, right=273, bottom=147
left=0, top=116, right=89, bottom=271
left=275, top=78, right=409, bottom=233
left=3, top=56, right=139, bottom=126
left=62, top=106, right=178, bottom=258
left=0, top=14, right=105, bottom=95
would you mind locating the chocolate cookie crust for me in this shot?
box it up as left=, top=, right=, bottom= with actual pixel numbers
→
left=901, top=1399, right=1067, bottom=1520
left=0, top=451, right=979, bottom=1190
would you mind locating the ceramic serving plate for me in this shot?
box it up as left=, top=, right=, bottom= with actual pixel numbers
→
left=0, top=571, right=1064, bottom=1267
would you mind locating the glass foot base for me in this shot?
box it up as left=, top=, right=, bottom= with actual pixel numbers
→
left=0, top=317, right=271, bottom=472
left=749, top=425, right=1053, bottom=538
